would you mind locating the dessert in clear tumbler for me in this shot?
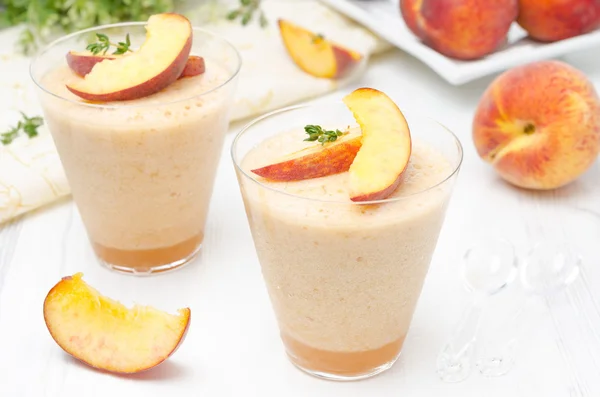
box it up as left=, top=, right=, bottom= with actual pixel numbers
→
left=233, top=88, right=463, bottom=380
left=31, top=14, right=240, bottom=273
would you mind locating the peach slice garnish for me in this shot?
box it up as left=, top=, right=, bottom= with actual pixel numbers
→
left=180, top=55, right=205, bottom=78
left=343, top=88, right=412, bottom=202
left=66, top=51, right=117, bottom=76
left=278, top=19, right=362, bottom=79
left=66, top=13, right=193, bottom=101
left=43, top=273, right=190, bottom=374
left=67, top=52, right=205, bottom=79
left=251, top=130, right=362, bottom=181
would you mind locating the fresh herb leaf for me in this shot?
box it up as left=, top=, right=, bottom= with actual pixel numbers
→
left=304, top=125, right=345, bottom=145
left=86, top=33, right=110, bottom=55
left=86, top=33, right=132, bottom=55
left=227, top=0, right=267, bottom=28
left=113, top=33, right=132, bottom=55
left=259, top=11, right=268, bottom=28
left=3, top=0, right=175, bottom=55
left=1, top=113, right=44, bottom=146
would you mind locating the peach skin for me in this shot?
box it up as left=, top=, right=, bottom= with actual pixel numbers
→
left=517, top=0, right=600, bottom=42
left=180, top=55, right=206, bottom=78
left=67, top=52, right=205, bottom=79
left=67, top=13, right=192, bottom=102
left=400, top=0, right=518, bottom=60
left=252, top=133, right=362, bottom=181
left=472, top=60, right=600, bottom=190
left=66, top=51, right=117, bottom=76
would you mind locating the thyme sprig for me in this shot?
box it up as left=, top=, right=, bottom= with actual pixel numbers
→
left=1, top=113, right=44, bottom=146
left=227, top=0, right=267, bottom=27
left=304, top=125, right=345, bottom=145
left=86, top=33, right=132, bottom=55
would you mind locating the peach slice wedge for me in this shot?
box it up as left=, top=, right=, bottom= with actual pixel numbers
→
left=66, top=52, right=205, bottom=79
left=252, top=130, right=362, bottom=181
left=180, top=55, right=206, bottom=78
left=43, top=273, right=191, bottom=374
left=278, top=19, right=363, bottom=79
left=67, top=13, right=193, bottom=102
left=343, top=88, right=412, bottom=202
left=66, top=51, right=117, bottom=77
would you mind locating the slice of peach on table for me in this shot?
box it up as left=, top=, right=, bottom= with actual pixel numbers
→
left=67, top=13, right=193, bottom=102
left=252, top=129, right=362, bottom=181
left=278, top=19, right=363, bottom=79
left=43, top=273, right=190, bottom=374
left=343, top=88, right=412, bottom=202
left=67, top=51, right=205, bottom=79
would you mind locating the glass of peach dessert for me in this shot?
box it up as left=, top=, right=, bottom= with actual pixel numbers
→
left=31, top=14, right=241, bottom=274
left=232, top=88, right=463, bottom=380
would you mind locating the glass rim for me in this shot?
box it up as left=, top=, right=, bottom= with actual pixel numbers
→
left=231, top=102, right=464, bottom=205
left=29, top=21, right=242, bottom=110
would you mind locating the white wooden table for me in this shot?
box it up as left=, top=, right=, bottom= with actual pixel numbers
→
left=1, top=46, right=600, bottom=397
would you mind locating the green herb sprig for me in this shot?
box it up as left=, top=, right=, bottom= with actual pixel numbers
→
left=1, top=113, right=44, bottom=146
left=1, top=0, right=174, bottom=55
left=227, top=0, right=267, bottom=27
left=304, top=125, right=345, bottom=145
left=86, top=33, right=132, bottom=55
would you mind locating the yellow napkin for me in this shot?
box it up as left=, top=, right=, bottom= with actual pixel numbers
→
left=0, top=0, right=388, bottom=224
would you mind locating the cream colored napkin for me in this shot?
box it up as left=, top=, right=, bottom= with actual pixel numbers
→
left=0, top=0, right=387, bottom=224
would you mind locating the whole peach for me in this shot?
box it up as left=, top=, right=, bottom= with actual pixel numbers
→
left=473, top=61, right=600, bottom=190
left=517, top=0, right=600, bottom=42
left=400, top=0, right=518, bottom=60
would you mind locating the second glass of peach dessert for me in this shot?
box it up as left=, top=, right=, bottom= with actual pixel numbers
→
left=31, top=13, right=241, bottom=274
left=232, top=88, right=463, bottom=380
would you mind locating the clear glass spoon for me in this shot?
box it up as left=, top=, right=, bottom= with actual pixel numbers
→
left=521, top=242, right=600, bottom=396
left=477, top=241, right=600, bottom=394
left=436, top=238, right=518, bottom=382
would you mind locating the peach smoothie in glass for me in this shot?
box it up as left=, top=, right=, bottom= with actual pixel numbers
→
left=31, top=14, right=241, bottom=274
left=233, top=89, right=463, bottom=380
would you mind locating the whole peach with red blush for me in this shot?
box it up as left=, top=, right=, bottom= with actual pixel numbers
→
left=517, top=0, right=600, bottom=42
left=473, top=60, right=600, bottom=190
left=400, top=0, right=518, bottom=60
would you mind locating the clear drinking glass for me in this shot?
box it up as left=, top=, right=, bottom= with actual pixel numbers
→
left=232, top=103, right=463, bottom=380
left=31, top=22, right=241, bottom=274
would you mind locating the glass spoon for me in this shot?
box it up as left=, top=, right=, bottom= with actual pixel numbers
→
left=436, top=238, right=518, bottom=383
left=520, top=242, right=598, bottom=396
left=476, top=241, right=600, bottom=394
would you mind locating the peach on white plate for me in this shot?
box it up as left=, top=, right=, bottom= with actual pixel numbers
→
left=400, top=0, right=517, bottom=60
left=43, top=273, right=190, bottom=374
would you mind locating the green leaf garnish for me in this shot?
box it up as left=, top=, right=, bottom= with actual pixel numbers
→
left=304, top=125, right=345, bottom=145
left=3, top=0, right=175, bottom=55
left=1, top=113, right=44, bottom=146
left=86, top=33, right=132, bottom=55
left=227, top=0, right=267, bottom=28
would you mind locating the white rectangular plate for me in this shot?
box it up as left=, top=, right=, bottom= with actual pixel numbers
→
left=320, top=0, right=600, bottom=85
